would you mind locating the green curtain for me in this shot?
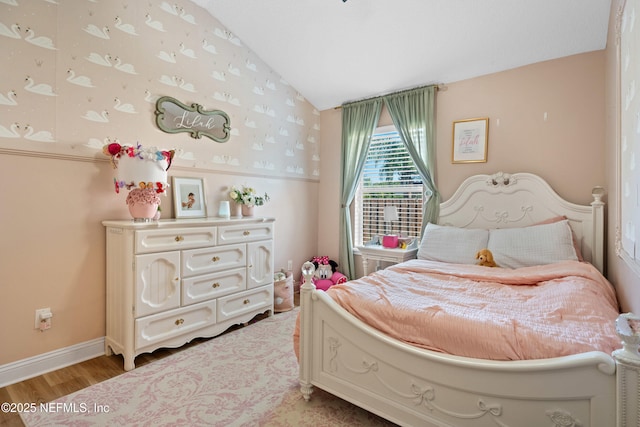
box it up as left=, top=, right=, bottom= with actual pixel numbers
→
left=339, top=99, right=383, bottom=279
left=383, top=86, right=440, bottom=236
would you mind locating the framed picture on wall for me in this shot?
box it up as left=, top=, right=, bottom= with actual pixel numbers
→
left=173, top=177, right=207, bottom=218
left=452, top=117, right=489, bottom=163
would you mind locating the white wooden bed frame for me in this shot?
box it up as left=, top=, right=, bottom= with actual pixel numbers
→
left=299, top=172, right=640, bottom=427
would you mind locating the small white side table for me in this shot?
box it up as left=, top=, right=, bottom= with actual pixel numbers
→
left=356, top=245, right=419, bottom=276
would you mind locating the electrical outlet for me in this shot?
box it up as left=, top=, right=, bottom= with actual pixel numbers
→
left=35, top=308, right=52, bottom=331
left=287, top=260, right=293, bottom=271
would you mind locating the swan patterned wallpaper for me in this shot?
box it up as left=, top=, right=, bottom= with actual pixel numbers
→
left=0, top=0, right=321, bottom=180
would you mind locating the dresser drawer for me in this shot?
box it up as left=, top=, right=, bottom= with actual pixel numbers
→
left=217, top=284, right=273, bottom=321
left=135, top=300, right=216, bottom=350
left=182, top=243, right=245, bottom=277
left=182, top=267, right=246, bottom=306
left=136, top=227, right=216, bottom=254
left=217, top=222, right=273, bottom=245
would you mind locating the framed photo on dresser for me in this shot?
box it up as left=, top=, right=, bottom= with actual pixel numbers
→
left=173, top=177, right=207, bottom=218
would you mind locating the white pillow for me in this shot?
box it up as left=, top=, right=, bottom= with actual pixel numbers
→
left=487, top=220, right=578, bottom=269
left=418, top=223, right=489, bottom=265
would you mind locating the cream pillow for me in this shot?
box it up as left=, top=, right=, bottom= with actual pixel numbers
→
left=418, top=223, right=489, bottom=265
left=487, top=220, right=578, bottom=269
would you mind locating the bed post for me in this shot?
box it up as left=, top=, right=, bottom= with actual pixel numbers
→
left=299, top=261, right=316, bottom=401
left=613, top=313, right=640, bottom=427
left=591, top=186, right=605, bottom=273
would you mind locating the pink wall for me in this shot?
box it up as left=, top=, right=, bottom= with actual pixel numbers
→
left=436, top=52, right=605, bottom=206
left=0, top=153, right=320, bottom=366
left=319, top=51, right=607, bottom=277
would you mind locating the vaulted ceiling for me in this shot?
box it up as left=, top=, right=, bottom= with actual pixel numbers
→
left=191, top=0, right=612, bottom=111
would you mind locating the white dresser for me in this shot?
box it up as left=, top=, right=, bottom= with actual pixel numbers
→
left=102, top=217, right=275, bottom=370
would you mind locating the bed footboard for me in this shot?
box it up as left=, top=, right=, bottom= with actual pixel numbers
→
left=299, top=262, right=640, bottom=427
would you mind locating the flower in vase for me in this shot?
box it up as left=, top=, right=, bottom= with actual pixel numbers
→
left=229, top=185, right=270, bottom=207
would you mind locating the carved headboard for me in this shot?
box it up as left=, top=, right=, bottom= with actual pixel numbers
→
left=438, top=172, right=605, bottom=273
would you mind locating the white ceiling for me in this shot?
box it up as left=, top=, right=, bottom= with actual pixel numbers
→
left=191, top=0, right=612, bottom=111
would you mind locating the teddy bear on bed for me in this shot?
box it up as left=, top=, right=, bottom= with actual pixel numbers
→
left=303, top=256, right=348, bottom=291
left=476, top=248, right=498, bottom=267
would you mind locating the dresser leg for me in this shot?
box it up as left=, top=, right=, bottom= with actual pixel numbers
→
left=123, top=355, right=135, bottom=371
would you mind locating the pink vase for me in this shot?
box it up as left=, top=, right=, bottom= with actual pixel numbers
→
left=128, top=202, right=159, bottom=221
left=126, top=188, right=160, bottom=222
left=241, top=205, right=255, bottom=217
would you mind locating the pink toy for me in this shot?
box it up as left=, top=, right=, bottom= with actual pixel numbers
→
left=302, top=256, right=348, bottom=291
left=330, top=271, right=347, bottom=285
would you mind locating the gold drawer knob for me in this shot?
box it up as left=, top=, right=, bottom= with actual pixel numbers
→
left=212, top=256, right=220, bottom=262
left=243, top=230, right=250, bottom=236
left=175, top=236, right=184, bottom=242
left=212, top=282, right=220, bottom=288
left=175, top=318, right=184, bottom=326
left=243, top=299, right=250, bottom=305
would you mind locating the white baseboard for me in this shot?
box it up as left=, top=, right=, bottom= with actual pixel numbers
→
left=0, top=338, right=105, bottom=388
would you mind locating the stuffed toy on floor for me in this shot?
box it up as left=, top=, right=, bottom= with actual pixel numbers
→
left=302, top=256, right=348, bottom=291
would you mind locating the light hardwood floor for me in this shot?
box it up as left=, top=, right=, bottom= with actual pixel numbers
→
left=0, top=305, right=289, bottom=427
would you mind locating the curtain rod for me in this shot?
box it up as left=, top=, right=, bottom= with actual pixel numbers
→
left=332, top=83, right=447, bottom=110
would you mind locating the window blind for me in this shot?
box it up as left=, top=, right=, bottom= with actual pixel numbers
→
left=355, top=128, right=423, bottom=246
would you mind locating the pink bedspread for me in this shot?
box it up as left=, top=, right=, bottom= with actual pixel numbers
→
left=298, top=259, right=620, bottom=361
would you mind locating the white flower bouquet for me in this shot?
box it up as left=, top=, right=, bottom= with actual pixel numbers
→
left=229, top=185, right=270, bottom=207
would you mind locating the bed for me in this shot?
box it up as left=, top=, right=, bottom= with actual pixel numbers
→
left=297, top=171, right=640, bottom=427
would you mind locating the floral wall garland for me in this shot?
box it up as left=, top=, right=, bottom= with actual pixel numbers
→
left=103, top=142, right=175, bottom=193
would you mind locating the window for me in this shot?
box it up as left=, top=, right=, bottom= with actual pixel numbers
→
left=354, top=126, right=423, bottom=246
left=620, top=0, right=640, bottom=275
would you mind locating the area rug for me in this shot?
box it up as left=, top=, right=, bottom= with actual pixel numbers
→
left=22, top=308, right=397, bottom=426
